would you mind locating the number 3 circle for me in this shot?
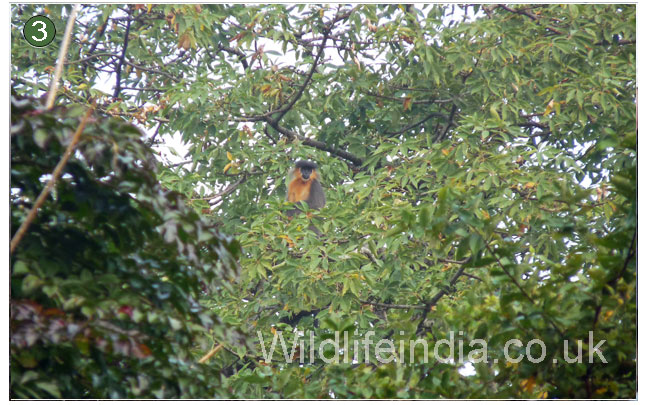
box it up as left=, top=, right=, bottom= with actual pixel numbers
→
left=24, top=15, right=56, bottom=47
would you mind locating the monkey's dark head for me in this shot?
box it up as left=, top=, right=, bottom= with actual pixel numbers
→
left=295, top=160, right=318, bottom=180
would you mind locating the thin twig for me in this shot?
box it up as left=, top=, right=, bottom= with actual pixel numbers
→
left=272, top=28, right=330, bottom=124
left=11, top=104, right=96, bottom=254
left=361, top=300, right=426, bottom=310
left=385, top=112, right=447, bottom=137
left=484, top=237, right=564, bottom=337
left=198, top=343, right=223, bottom=364
left=168, top=160, right=193, bottom=168
left=46, top=4, right=81, bottom=109
left=81, top=18, right=110, bottom=76
left=415, top=266, right=466, bottom=335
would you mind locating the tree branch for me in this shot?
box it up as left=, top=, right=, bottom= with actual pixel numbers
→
left=46, top=4, right=80, bottom=109
left=268, top=121, right=363, bottom=167
left=272, top=28, right=330, bottom=124
left=217, top=45, right=249, bottom=70
left=81, top=17, right=110, bottom=75
left=113, top=9, right=132, bottom=99
left=386, top=112, right=447, bottom=137
left=361, top=300, right=426, bottom=310
left=415, top=265, right=467, bottom=336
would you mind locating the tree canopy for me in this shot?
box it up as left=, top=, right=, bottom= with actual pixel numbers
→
left=11, top=4, right=636, bottom=399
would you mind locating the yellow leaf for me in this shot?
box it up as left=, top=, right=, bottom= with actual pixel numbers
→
left=271, top=327, right=277, bottom=335
left=147, top=4, right=153, bottom=12
left=403, top=97, right=412, bottom=111
left=489, top=105, right=500, bottom=120
left=505, top=361, right=519, bottom=369
left=524, top=182, right=536, bottom=189
left=226, top=151, right=233, bottom=161
left=441, top=148, right=450, bottom=156
left=278, top=234, right=294, bottom=247
left=223, top=162, right=232, bottom=173
left=544, top=99, right=555, bottom=116
left=178, top=32, right=191, bottom=50
left=520, top=376, right=536, bottom=392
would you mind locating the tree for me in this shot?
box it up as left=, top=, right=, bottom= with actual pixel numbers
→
left=11, top=4, right=635, bottom=398
left=10, top=95, right=242, bottom=398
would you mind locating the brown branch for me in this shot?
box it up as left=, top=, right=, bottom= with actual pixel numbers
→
left=11, top=104, right=96, bottom=255
left=198, top=343, right=223, bottom=364
left=46, top=4, right=81, bottom=109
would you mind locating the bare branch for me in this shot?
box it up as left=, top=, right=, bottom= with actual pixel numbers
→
left=46, top=4, right=81, bottom=109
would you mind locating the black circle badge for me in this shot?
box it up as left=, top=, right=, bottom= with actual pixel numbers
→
left=24, top=15, right=56, bottom=47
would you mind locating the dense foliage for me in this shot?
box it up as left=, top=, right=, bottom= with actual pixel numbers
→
left=10, top=95, right=242, bottom=398
left=11, top=4, right=635, bottom=398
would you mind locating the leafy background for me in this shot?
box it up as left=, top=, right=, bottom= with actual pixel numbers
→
left=11, top=4, right=636, bottom=398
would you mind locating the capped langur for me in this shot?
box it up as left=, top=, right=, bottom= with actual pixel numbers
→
left=286, top=161, right=326, bottom=232
left=287, top=160, right=326, bottom=209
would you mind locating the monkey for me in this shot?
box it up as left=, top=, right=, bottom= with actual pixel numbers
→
left=286, top=160, right=326, bottom=233
left=287, top=160, right=326, bottom=209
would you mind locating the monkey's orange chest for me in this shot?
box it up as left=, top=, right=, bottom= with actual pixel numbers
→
left=288, top=179, right=312, bottom=203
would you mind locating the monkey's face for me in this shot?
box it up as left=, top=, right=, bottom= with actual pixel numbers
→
left=299, top=166, right=314, bottom=180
